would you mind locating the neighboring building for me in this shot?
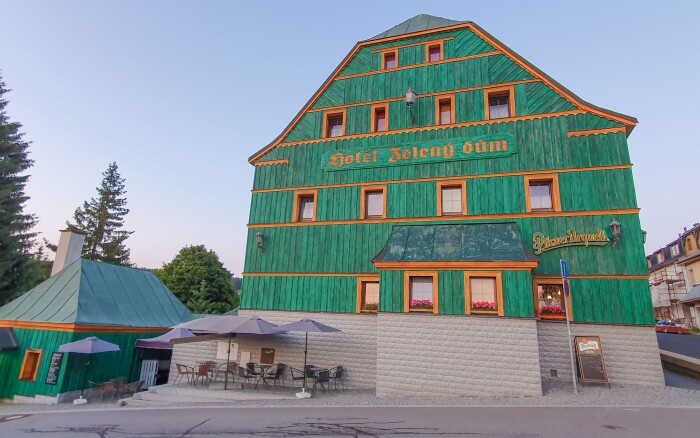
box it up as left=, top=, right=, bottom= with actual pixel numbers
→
left=236, top=15, right=662, bottom=396
left=648, top=223, right=700, bottom=326
left=0, top=232, right=192, bottom=403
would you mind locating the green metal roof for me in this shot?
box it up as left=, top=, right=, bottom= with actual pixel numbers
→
left=372, top=223, right=539, bottom=263
left=368, top=14, right=465, bottom=41
left=0, top=259, right=192, bottom=328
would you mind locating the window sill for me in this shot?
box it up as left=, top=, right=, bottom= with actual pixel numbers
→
left=360, top=309, right=378, bottom=314
left=408, top=308, right=435, bottom=313
left=538, top=314, right=566, bottom=320
left=470, top=310, right=499, bottom=315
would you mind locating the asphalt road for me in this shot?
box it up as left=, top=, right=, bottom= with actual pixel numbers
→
left=657, top=332, right=700, bottom=359
left=1, top=406, right=699, bottom=437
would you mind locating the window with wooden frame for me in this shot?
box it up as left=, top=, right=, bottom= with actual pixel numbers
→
left=292, top=190, right=318, bottom=222
left=435, top=94, right=455, bottom=125
left=357, top=276, right=380, bottom=313
left=360, top=185, right=386, bottom=219
left=533, top=279, right=571, bottom=320
left=426, top=42, right=443, bottom=62
left=524, top=175, right=561, bottom=213
left=323, top=110, right=346, bottom=138
left=484, top=86, right=515, bottom=120
left=19, top=349, right=42, bottom=381
left=371, top=104, right=389, bottom=133
left=382, top=50, right=398, bottom=69
left=404, top=272, right=439, bottom=314
left=437, top=181, right=467, bottom=216
left=465, top=272, right=503, bottom=316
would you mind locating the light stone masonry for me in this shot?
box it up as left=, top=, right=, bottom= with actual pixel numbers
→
left=537, top=321, right=665, bottom=386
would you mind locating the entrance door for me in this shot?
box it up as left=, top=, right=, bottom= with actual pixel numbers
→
left=140, top=359, right=159, bottom=389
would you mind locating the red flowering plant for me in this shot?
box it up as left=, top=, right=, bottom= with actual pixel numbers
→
left=471, top=301, right=497, bottom=312
left=409, top=299, right=433, bottom=310
left=540, top=305, right=564, bottom=315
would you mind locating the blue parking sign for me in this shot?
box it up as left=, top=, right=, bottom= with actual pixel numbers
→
left=560, top=259, right=568, bottom=279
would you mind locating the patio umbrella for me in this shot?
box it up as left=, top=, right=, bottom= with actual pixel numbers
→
left=135, top=328, right=194, bottom=349
left=58, top=336, right=120, bottom=404
left=276, top=319, right=341, bottom=398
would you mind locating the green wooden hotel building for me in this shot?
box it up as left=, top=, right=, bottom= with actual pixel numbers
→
left=240, top=15, right=663, bottom=396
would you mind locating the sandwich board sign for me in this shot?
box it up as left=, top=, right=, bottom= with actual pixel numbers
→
left=574, top=336, right=609, bottom=384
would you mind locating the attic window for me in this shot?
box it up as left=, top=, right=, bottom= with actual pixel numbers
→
left=485, top=87, right=515, bottom=120
left=323, top=110, right=346, bottom=138
left=383, top=50, right=398, bottom=69
left=426, top=43, right=442, bottom=62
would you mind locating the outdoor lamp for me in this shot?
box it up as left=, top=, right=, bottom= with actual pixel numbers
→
left=405, top=87, right=417, bottom=125
left=642, top=230, right=647, bottom=244
left=609, top=220, right=622, bottom=247
left=255, top=232, right=264, bottom=251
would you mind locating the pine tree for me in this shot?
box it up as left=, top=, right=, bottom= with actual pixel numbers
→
left=0, top=75, right=38, bottom=304
left=68, top=162, right=133, bottom=265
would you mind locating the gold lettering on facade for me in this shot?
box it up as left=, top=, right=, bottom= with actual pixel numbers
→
left=532, top=230, right=609, bottom=255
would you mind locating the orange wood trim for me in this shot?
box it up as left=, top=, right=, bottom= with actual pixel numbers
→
left=524, top=174, right=561, bottom=213
left=322, top=109, right=347, bottom=139
left=19, top=349, right=43, bottom=381
left=307, top=79, right=540, bottom=114
left=357, top=275, right=381, bottom=313
left=370, top=37, right=454, bottom=54
left=465, top=272, right=504, bottom=316
left=435, top=94, right=456, bottom=126
left=0, top=320, right=168, bottom=333
left=425, top=40, right=445, bottom=63
left=243, top=272, right=375, bottom=277
left=437, top=180, right=467, bottom=216
left=370, top=103, right=390, bottom=133
left=276, top=110, right=586, bottom=148
left=254, top=159, right=289, bottom=167
left=249, top=209, right=640, bottom=229
left=532, top=274, right=649, bottom=280
left=567, top=127, right=627, bottom=138
left=252, top=164, right=633, bottom=194
left=339, top=51, right=498, bottom=81
left=381, top=49, right=399, bottom=70
left=360, top=185, right=387, bottom=219
left=292, top=190, right=318, bottom=222
left=466, top=25, right=636, bottom=130
left=404, top=271, right=439, bottom=314
left=532, top=278, right=573, bottom=321
left=379, top=261, right=538, bottom=270
left=484, top=85, right=516, bottom=120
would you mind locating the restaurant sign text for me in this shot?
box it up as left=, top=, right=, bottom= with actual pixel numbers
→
left=322, top=134, right=516, bottom=171
left=532, top=230, right=609, bottom=255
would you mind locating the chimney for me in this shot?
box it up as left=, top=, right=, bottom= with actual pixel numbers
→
left=51, top=229, right=87, bottom=276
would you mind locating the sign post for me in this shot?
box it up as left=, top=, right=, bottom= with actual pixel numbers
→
left=561, top=259, right=578, bottom=394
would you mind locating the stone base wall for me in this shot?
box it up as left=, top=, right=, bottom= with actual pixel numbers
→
left=169, top=310, right=378, bottom=390
left=376, top=314, right=543, bottom=397
left=537, top=321, right=665, bottom=386
left=11, top=394, right=57, bottom=404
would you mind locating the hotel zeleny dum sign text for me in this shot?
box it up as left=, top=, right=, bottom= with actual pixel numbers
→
left=532, top=230, right=609, bottom=255
left=322, top=134, right=516, bottom=171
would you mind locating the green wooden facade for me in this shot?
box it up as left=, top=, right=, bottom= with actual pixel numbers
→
left=242, top=18, right=653, bottom=326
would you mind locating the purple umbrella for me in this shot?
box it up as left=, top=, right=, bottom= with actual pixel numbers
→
left=136, top=328, right=195, bottom=349
left=58, top=337, right=120, bottom=403
left=276, top=319, right=340, bottom=398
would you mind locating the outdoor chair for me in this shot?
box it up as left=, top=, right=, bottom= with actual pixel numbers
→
left=101, top=381, right=118, bottom=403
left=213, top=361, right=237, bottom=383
left=313, top=370, right=330, bottom=394
left=329, top=366, right=344, bottom=390
left=263, top=363, right=286, bottom=388
left=304, top=364, right=317, bottom=380
left=174, top=363, right=194, bottom=386
left=195, top=363, right=213, bottom=387
left=124, top=380, right=145, bottom=395
left=246, top=362, right=261, bottom=380
left=238, top=365, right=257, bottom=389
left=289, top=366, right=306, bottom=387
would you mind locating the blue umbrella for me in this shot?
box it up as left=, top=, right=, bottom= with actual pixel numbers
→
left=276, top=319, right=340, bottom=398
left=58, top=336, right=120, bottom=403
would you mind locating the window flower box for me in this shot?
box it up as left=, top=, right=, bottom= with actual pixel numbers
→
left=540, top=305, right=564, bottom=315
left=361, top=302, right=378, bottom=312
left=409, top=299, right=434, bottom=311
left=471, top=301, right=497, bottom=312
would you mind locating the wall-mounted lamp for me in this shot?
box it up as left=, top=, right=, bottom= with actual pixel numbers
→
left=608, top=220, right=622, bottom=247
left=642, top=230, right=647, bottom=244
left=405, top=87, right=417, bottom=125
left=255, top=232, right=264, bottom=251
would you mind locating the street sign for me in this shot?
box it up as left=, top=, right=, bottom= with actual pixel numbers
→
left=560, top=259, right=568, bottom=279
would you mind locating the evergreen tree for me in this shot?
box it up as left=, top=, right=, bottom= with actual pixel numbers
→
left=0, top=75, right=38, bottom=304
left=67, top=162, right=133, bottom=265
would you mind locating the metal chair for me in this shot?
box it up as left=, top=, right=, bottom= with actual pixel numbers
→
left=213, top=361, right=237, bottom=383
left=101, top=381, right=118, bottom=403
left=174, top=363, right=194, bottom=386
left=329, top=366, right=344, bottom=390
left=238, top=365, right=256, bottom=389
left=313, top=370, right=330, bottom=394
left=289, top=366, right=306, bottom=387
left=263, top=363, right=286, bottom=388
left=195, top=363, right=213, bottom=387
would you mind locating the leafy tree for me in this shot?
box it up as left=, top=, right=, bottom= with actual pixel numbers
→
left=67, top=162, right=133, bottom=265
left=0, top=74, right=38, bottom=304
left=154, top=245, right=236, bottom=314
left=231, top=276, right=242, bottom=291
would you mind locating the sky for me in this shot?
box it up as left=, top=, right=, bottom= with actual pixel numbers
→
left=1, top=1, right=699, bottom=275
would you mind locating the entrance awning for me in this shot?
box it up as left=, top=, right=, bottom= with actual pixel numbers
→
left=0, top=327, right=20, bottom=351
left=372, top=223, right=539, bottom=269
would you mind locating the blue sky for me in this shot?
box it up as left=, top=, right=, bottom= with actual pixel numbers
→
left=1, top=1, right=699, bottom=274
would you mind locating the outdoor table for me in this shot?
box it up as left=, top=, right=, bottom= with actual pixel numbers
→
left=256, top=364, right=273, bottom=385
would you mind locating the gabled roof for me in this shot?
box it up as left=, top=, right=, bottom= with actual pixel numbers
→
left=368, top=14, right=465, bottom=40
left=249, top=15, right=638, bottom=164
left=0, top=259, right=192, bottom=328
left=372, top=223, right=539, bottom=266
